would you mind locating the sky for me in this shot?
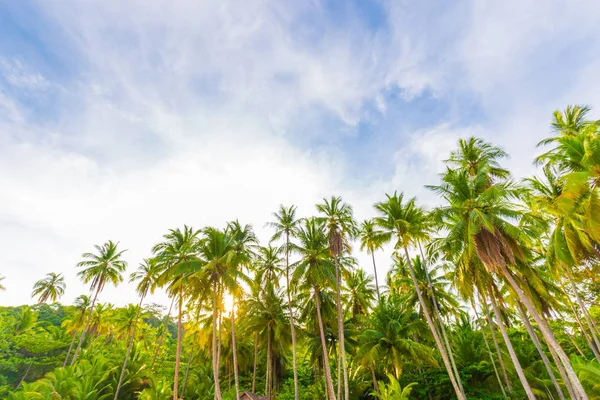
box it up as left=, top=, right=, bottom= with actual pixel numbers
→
left=1, top=0, right=600, bottom=308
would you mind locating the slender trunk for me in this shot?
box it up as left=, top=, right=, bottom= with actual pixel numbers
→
left=63, top=331, right=77, bottom=367
left=370, top=363, right=379, bottom=395
left=231, top=293, right=240, bottom=400
left=333, top=256, right=349, bottom=400
left=498, top=263, right=589, bottom=399
left=403, top=247, right=466, bottom=400
left=70, top=286, right=101, bottom=366
left=547, top=337, right=578, bottom=400
left=17, top=360, right=34, bottom=388
left=488, top=288, right=536, bottom=400
left=252, top=331, right=258, bottom=393
left=115, top=294, right=146, bottom=400
left=473, top=304, right=508, bottom=399
left=266, top=326, right=272, bottom=397
left=517, top=303, right=564, bottom=400
left=562, top=325, right=586, bottom=357
left=285, top=233, right=300, bottom=400
left=173, top=286, right=184, bottom=400
left=212, top=278, right=222, bottom=400
left=181, top=339, right=195, bottom=399
left=571, top=303, right=600, bottom=361
left=481, top=300, right=512, bottom=392
left=151, top=297, right=175, bottom=369
left=370, top=249, right=380, bottom=301
left=315, top=289, right=337, bottom=400
left=568, top=270, right=600, bottom=350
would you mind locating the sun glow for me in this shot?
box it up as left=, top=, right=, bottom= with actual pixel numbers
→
left=223, top=292, right=234, bottom=317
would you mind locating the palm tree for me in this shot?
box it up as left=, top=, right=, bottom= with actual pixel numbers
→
left=317, top=196, right=357, bottom=400
left=70, top=240, right=127, bottom=366
left=63, top=294, right=91, bottom=367
left=114, top=258, right=161, bottom=399
left=429, top=138, right=589, bottom=399
left=226, top=220, right=256, bottom=399
left=374, top=192, right=466, bottom=400
left=344, top=269, right=376, bottom=320
left=267, top=204, right=301, bottom=400
left=358, top=219, right=386, bottom=301
left=31, top=272, right=66, bottom=304
left=153, top=226, right=200, bottom=400
left=291, top=217, right=337, bottom=400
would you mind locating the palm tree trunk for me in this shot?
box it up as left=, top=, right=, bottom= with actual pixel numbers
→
left=115, top=293, right=146, bottom=400
left=151, top=296, right=175, bottom=369
left=370, top=363, right=379, bottom=395
left=472, top=302, right=508, bottom=399
left=481, top=300, right=512, bottom=393
left=266, top=326, right=272, bottom=397
left=212, top=278, right=222, bottom=400
left=488, top=287, right=536, bottom=400
left=231, top=295, right=240, bottom=400
left=315, top=288, right=337, bottom=400
left=17, top=360, right=34, bottom=388
left=568, top=269, right=600, bottom=351
left=403, top=247, right=466, bottom=400
left=181, top=337, right=196, bottom=399
left=333, top=256, right=349, bottom=400
left=517, top=303, right=564, bottom=400
left=498, top=263, right=589, bottom=399
left=63, top=331, right=77, bottom=367
left=284, top=234, right=300, bottom=400
left=173, top=286, right=184, bottom=400
left=252, top=331, right=258, bottom=393
left=571, top=303, right=600, bottom=361
left=70, top=285, right=101, bottom=366
left=370, top=249, right=380, bottom=301
left=547, top=337, right=578, bottom=400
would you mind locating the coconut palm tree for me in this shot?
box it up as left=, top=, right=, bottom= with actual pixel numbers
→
left=358, top=219, right=386, bottom=301
left=31, top=272, right=66, bottom=304
left=70, top=240, right=127, bottom=366
left=317, top=196, right=357, bottom=400
left=344, top=269, right=376, bottom=320
left=291, top=217, right=338, bottom=400
left=63, top=294, right=91, bottom=367
left=267, top=204, right=301, bottom=400
left=374, top=191, right=466, bottom=400
left=429, top=139, right=589, bottom=399
left=114, top=258, right=162, bottom=399
left=153, top=226, right=201, bottom=400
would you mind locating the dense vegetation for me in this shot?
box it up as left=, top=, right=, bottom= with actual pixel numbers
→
left=1, top=106, right=600, bottom=399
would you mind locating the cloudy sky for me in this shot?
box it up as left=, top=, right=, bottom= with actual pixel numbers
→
left=1, top=0, right=600, bottom=307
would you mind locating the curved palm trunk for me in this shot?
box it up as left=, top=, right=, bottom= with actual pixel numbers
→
left=115, top=293, right=146, bottom=400
left=212, top=278, right=222, bottom=400
left=498, top=263, right=589, bottom=399
left=370, top=249, right=381, bottom=301
left=547, top=337, right=577, bottom=399
left=173, top=286, right=184, bottom=400
left=370, top=363, right=379, bottom=395
left=568, top=270, right=600, bottom=345
left=315, top=288, right=337, bottom=400
left=517, top=303, right=564, bottom=400
left=474, top=304, right=508, bottom=399
left=285, top=233, right=300, bottom=400
left=571, top=303, right=600, bottom=361
left=481, top=300, right=512, bottom=393
left=252, top=332, right=258, bottom=393
left=403, top=247, right=466, bottom=400
left=231, top=296, right=240, bottom=400
left=487, top=288, right=536, bottom=400
left=181, top=334, right=197, bottom=399
left=63, top=331, right=77, bottom=367
left=333, top=256, right=349, bottom=400
left=70, top=285, right=101, bottom=366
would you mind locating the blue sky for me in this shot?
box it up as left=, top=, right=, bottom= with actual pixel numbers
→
left=1, top=0, right=600, bottom=306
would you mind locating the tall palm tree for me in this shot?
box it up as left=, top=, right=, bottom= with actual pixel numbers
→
left=114, top=258, right=162, bottom=399
left=429, top=138, right=590, bottom=399
left=343, top=269, right=376, bottom=320
left=31, top=272, right=66, bottom=304
left=70, top=240, right=127, bottom=366
left=226, top=220, right=256, bottom=400
left=374, top=192, right=466, bottom=400
left=317, top=196, right=357, bottom=400
left=358, top=219, right=386, bottom=300
left=153, top=226, right=201, bottom=400
left=267, top=204, right=301, bottom=400
left=291, top=217, right=337, bottom=400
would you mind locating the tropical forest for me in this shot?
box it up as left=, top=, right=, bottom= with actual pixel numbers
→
left=1, top=106, right=600, bottom=400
